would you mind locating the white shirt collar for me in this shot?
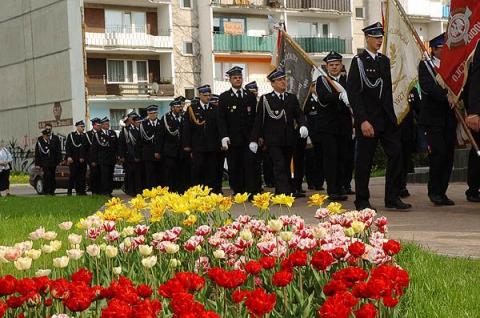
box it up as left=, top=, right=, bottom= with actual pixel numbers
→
left=329, top=74, right=341, bottom=81
left=431, top=56, right=441, bottom=68
left=366, top=49, right=378, bottom=59
left=273, top=90, right=285, bottom=99
left=200, top=101, right=208, bottom=109
left=232, top=87, right=243, bottom=96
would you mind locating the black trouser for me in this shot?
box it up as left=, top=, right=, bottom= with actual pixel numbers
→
left=215, top=151, right=225, bottom=193
left=42, top=165, right=57, bottom=195
left=227, top=145, right=261, bottom=194
left=191, top=151, right=218, bottom=190
left=125, top=161, right=143, bottom=196
left=305, top=146, right=323, bottom=188
left=262, top=149, right=274, bottom=186
left=89, top=164, right=101, bottom=194
left=315, top=133, right=348, bottom=195
left=68, top=161, right=87, bottom=194
left=268, top=145, right=293, bottom=195
left=400, top=140, right=415, bottom=191
left=144, top=160, right=162, bottom=190
left=292, top=138, right=306, bottom=192
left=467, top=132, right=480, bottom=197
left=355, top=127, right=402, bottom=207
left=425, top=126, right=456, bottom=198
left=163, top=156, right=189, bottom=193
left=99, top=164, right=114, bottom=195
left=342, top=136, right=355, bottom=190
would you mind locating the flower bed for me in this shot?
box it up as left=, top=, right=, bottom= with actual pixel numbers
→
left=0, top=186, right=409, bottom=317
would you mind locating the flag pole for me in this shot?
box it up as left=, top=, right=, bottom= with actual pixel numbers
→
left=391, top=0, right=480, bottom=155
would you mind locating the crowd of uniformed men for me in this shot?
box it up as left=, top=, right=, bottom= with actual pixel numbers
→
left=35, top=22, right=480, bottom=210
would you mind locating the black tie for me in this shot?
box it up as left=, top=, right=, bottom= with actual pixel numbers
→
left=237, top=90, right=242, bottom=99
left=279, top=94, right=284, bottom=101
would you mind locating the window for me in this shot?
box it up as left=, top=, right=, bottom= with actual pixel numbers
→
left=321, top=24, right=329, bottom=37
left=185, top=88, right=195, bottom=100
left=215, top=63, right=247, bottom=80
left=183, top=41, right=194, bottom=55
left=297, top=22, right=320, bottom=37
left=213, top=18, right=221, bottom=33
left=105, top=9, right=146, bottom=33
left=180, top=0, right=192, bottom=9
left=355, top=7, right=365, bottom=19
left=107, top=60, right=149, bottom=83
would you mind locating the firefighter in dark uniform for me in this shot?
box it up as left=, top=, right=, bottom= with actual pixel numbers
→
left=250, top=69, right=308, bottom=196
left=210, top=94, right=226, bottom=193
left=292, top=127, right=307, bottom=197
left=245, top=81, right=264, bottom=192
left=65, top=120, right=88, bottom=195
left=183, top=85, right=222, bottom=191
left=35, top=128, right=62, bottom=195
left=303, top=86, right=325, bottom=191
left=118, top=113, right=143, bottom=196
left=157, top=100, right=189, bottom=193
left=418, top=33, right=457, bottom=206
left=140, top=105, right=162, bottom=189
left=91, top=117, right=118, bottom=196
left=464, top=42, right=480, bottom=202
left=315, top=51, right=352, bottom=201
left=85, top=118, right=101, bottom=194
left=347, top=22, right=411, bottom=210
left=218, top=66, right=260, bottom=195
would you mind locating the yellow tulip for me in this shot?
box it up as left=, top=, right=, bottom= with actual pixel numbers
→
left=234, top=192, right=249, bottom=204
left=327, top=202, right=343, bottom=215
left=308, top=194, right=329, bottom=207
left=252, top=192, right=272, bottom=211
left=272, top=194, right=295, bottom=207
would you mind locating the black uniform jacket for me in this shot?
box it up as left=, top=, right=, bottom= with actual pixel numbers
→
left=157, top=112, right=187, bottom=159
left=183, top=100, right=221, bottom=152
left=347, top=50, right=397, bottom=131
left=35, top=136, right=62, bottom=167
left=118, top=125, right=142, bottom=162
left=65, top=132, right=88, bottom=162
left=90, top=129, right=118, bottom=165
left=250, top=91, right=306, bottom=147
left=218, top=88, right=257, bottom=146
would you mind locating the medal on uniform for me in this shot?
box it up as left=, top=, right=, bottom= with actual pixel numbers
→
left=233, top=106, right=237, bottom=110
left=275, top=110, right=279, bottom=115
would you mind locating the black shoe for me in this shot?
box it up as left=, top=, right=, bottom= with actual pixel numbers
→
left=293, top=192, right=306, bottom=198
left=355, top=202, right=377, bottom=212
left=466, top=194, right=480, bottom=202
left=339, top=187, right=347, bottom=195
left=441, top=195, right=455, bottom=206
left=385, top=199, right=412, bottom=210
left=344, top=188, right=355, bottom=195
left=429, top=195, right=445, bottom=206
left=399, top=189, right=410, bottom=198
left=328, top=193, right=348, bottom=201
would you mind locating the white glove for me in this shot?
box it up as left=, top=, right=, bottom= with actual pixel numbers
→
left=339, top=91, right=350, bottom=105
left=306, top=136, right=312, bottom=145
left=249, top=142, right=258, bottom=154
left=221, top=137, right=230, bottom=150
left=299, top=126, right=309, bottom=139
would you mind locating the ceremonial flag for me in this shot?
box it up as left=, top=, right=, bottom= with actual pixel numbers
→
left=438, top=0, right=480, bottom=98
left=276, top=31, right=317, bottom=109
left=383, top=0, right=424, bottom=124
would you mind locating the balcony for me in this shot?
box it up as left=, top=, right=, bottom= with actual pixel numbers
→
left=294, top=37, right=351, bottom=54
left=87, top=76, right=174, bottom=97
left=214, top=79, right=272, bottom=95
left=285, top=0, right=351, bottom=13
left=211, top=0, right=282, bottom=8
left=85, top=26, right=172, bottom=52
left=214, top=34, right=275, bottom=53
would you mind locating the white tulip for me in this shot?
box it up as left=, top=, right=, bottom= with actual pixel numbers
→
left=105, top=246, right=118, bottom=258
left=86, top=244, right=101, bottom=257
left=42, top=231, right=58, bottom=241
left=113, top=266, right=122, bottom=275
left=50, top=240, right=62, bottom=252
left=66, top=249, right=84, bottom=260
left=58, top=221, right=73, bottom=230
left=164, top=242, right=179, bottom=254
left=240, top=229, right=253, bottom=241
left=213, top=249, right=226, bottom=259
left=35, top=269, right=52, bottom=277
left=53, top=256, right=69, bottom=268
left=25, top=249, right=42, bottom=260
left=279, top=231, right=293, bottom=242
left=68, top=234, right=82, bottom=245
left=141, top=256, right=157, bottom=268
left=268, top=219, right=283, bottom=232
left=41, top=244, right=54, bottom=254
left=138, top=245, right=153, bottom=256
left=14, top=257, right=32, bottom=271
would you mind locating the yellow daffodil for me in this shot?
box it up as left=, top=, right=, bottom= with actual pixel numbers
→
left=327, top=202, right=343, bottom=215
left=252, top=192, right=272, bottom=211
left=234, top=192, right=249, bottom=204
left=105, top=197, right=122, bottom=208
left=271, top=194, right=295, bottom=207
left=129, top=195, right=146, bottom=210
left=218, top=196, right=233, bottom=212
left=183, top=214, right=197, bottom=226
left=308, top=194, right=329, bottom=207
left=127, top=211, right=143, bottom=224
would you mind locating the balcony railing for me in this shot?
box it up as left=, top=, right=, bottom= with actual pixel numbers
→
left=285, top=0, right=351, bottom=12
left=85, top=29, right=172, bottom=50
left=214, top=34, right=275, bottom=52
left=87, top=76, right=174, bottom=97
left=293, top=37, right=351, bottom=54
left=211, top=0, right=282, bottom=8
left=214, top=79, right=272, bottom=95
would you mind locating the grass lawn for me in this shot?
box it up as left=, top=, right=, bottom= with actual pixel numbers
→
left=1, top=196, right=479, bottom=317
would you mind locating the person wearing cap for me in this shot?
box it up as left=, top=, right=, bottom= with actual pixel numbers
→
left=90, top=117, right=118, bottom=196
left=140, top=105, right=162, bottom=189
left=418, top=32, right=457, bottom=206
left=65, top=120, right=88, bottom=195
left=210, top=94, right=226, bottom=193
left=312, top=51, right=352, bottom=201
left=462, top=41, right=480, bottom=202
left=85, top=118, right=101, bottom=194
left=218, top=66, right=260, bottom=196
left=347, top=22, right=411, bottom=210
left=35, top=128, right=62, bottom=195
left=157, top=100, right=189, bottom=193
left=119, top=112, right=143, bottom=196
left=303, top=82, right=325, bottom=191
left=250, top=69, right=308, bottom=196
left=183, top=85, right=222, bottom=191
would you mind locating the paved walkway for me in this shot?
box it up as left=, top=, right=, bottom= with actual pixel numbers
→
left=9, top=178, right=480, bottom=258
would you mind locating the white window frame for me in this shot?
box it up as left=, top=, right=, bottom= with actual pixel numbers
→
left=182, top=41, right=194, bottom=56
left=105, top=9, right=146, bottom=33
left=106, top=59, right=149, bottom=84
left=180, top=0, right=192, bottom=9
left=355, top=7, right=365, bottom=19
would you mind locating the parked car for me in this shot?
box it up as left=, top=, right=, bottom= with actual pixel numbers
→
left=29, top=164, right=125, bottom=194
